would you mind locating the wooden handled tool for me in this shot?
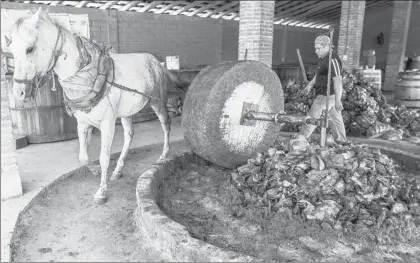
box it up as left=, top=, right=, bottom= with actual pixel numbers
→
left=320, top=28, right=334, bottom=147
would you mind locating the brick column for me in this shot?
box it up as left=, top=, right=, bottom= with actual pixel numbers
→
left=238, top=0, right=275, bottom=67
left=1, top=77, right=23, bottom=200
left=383, top=1, right=412, bottom=92
left=337, top=0, right=366, bottom=70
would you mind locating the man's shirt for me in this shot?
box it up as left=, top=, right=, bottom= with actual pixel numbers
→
left=314, top=52, right=342, bottom=96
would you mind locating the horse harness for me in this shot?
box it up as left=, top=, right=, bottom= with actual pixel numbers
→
left=36, top=29, right=181, bottom=116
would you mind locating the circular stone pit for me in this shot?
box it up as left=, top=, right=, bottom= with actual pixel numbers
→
left=10, top=140, right=189, bottom=262
left=136, top=141, right=420, bottom=262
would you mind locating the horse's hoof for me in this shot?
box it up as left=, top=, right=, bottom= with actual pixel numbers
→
left=110, top=172, right=122, bottom=181
left=93, top=197, right=107, bottom=205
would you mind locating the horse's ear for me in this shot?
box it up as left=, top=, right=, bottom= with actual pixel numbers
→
left=28, top=7, right=43, bottom=26
left=5, top=36, right=11, bottom=47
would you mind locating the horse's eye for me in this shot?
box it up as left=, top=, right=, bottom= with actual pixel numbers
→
left=26, top=47, right=34, bottom=55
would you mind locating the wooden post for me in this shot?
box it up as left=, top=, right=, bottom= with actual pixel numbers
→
left=296, top=48, right=308, bottom=82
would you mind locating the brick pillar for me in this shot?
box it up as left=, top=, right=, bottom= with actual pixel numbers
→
left=337, top=0, right=366, bottom=70
left=238, top=0, right=275, bottom=67
left=1, top=77, right=23, bottom=200
left=383, top=1, right=412, bottom=92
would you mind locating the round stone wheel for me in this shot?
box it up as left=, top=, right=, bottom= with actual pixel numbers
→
left=181, top=60, right=284, bottom=169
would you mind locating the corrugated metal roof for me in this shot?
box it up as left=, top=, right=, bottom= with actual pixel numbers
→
left=5, top=0, right=394, bottom=29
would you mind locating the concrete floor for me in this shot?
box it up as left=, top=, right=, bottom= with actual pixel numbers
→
left=1, top=116, right=184, bottom=262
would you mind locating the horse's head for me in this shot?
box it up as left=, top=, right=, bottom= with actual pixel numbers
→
left=7, top=8, right=60, bottom=101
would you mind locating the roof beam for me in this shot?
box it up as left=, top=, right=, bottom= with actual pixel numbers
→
left=155, top=1, right=181, bottom=14
left=172, top=1, right=204, bottom=15
left=319, top=8, right=341, bottom=20
left=215, top=4, right=239, bottom=18
left=186, top=1, right=224, bottom=16
left=282, top=20, right=299, bottom=25
left=50, top=1, right=63, bottom=6
left=75, top=1, right=90, bottom=8
left=227, top=11, right=239, bottom=20
left=313, top=1, right=391, bottom=21
left=274, top=1, right=322, bottom=22
left=275, top=0, right=291, bottom=8
left=202, top=1, right=238, bottom=18
left=315, top=24, right=330, bottom=29
left=286, top=1, right=338, bottom=26
left=99, top=1, right=118, bottom=9
left=283, top=1, right=321, bottom=14
left=305, top=2, right=341, bottom=19
left=366, top=1, right=393, bottom=11
left=288, top=1, right=323, bottom=16
left=288, top=20, right=311, bottom=26
left=286, top=0, right=338, bottom=23
left=120, top=1, right=141, bottom=11
left=275, top=1, right=299, bottom=14
left=309, top=19, right=335, bottom=28
left=306, top=4, right=341, bottom=20
left=303, top=18, right=332, bottom=28
left=312, top=21, right=333, bottom=28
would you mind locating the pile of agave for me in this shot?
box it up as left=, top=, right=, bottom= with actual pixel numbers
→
left=281, top=71, right=420, bottom=143
left=229, top=135, right=420, bottom=234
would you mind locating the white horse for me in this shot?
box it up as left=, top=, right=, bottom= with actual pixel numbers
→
left=7, top=8, right=187, bottom=204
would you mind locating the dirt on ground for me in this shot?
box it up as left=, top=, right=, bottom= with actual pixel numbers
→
left=11, top=140, right=188, bottom=262
left=158, top=162, right=420, bottom=262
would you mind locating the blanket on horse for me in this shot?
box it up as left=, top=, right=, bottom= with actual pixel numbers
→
left=59, top=36, right=114, bottom=115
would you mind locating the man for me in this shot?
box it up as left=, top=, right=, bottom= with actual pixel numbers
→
left=299, top=35, right=347, bottom=144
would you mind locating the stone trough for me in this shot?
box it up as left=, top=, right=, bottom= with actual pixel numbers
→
left=135, top=150, right=255, bottom=262
left=135, top=139, right=420, bottom=262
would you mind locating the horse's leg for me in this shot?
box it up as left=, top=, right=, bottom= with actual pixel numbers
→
left=86, top=126, right=94, bottom=147
left=94, top=118, right=116, bottom=204
left=150, top=101, right=171, bottom=161
left=110, top=116, right=134, bottom=181
left=78, top=121, right=91, bottom=165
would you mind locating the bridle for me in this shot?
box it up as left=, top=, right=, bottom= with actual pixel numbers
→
left=13, top=25, right=65, bottom=101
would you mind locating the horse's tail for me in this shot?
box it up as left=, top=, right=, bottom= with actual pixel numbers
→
left=163, top=67, right=190, bottom=94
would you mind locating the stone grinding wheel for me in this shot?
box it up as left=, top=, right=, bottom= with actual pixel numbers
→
left=181, top=60, right=284, bottom=169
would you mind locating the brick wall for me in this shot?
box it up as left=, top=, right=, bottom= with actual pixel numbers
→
left=116, top=11, right=223, bottom=67
left=2, top=1, right=325, bottom=69
left=337, top=0, right=366, bottom=70
left=223, top=22, right=324, bottom=66
left=221, top=20, right=239, bottom=62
